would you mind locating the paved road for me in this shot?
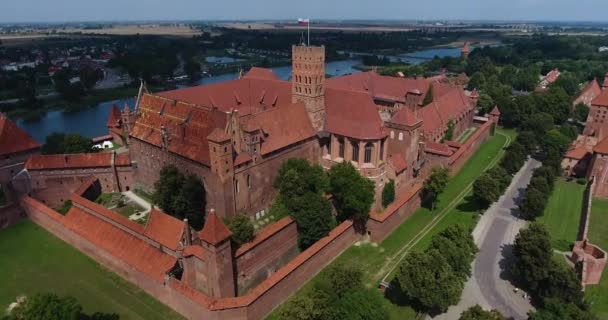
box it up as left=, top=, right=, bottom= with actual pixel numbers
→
left=433, top=158, right=540, bottom=319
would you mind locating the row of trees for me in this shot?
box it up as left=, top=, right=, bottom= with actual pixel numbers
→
left=41, top=132, right=99, bottom=155
left=278, top=263, right=388, bottom=320
left=2, top=293, right=118, bottom=320
left=153, top=165, right=206, bottom=230
left=395, top=224, right=477, bottom=314
left=273, top=159, right=375, bottom=250
left=512, top=223, right=596, bottom=319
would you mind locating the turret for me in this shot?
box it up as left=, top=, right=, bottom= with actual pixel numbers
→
left=207, top=128, right=234, bottom=181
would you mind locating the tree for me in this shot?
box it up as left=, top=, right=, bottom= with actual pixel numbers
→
left=500, top=142, right=527, bottom=175
left=443, top=120, right=455, bottom=142
left=275, top=158, right=328, bottom=205
left=336, top=289, right=389, bottom=320
left=42, top=132, right=97, bottom=154
left=537, top=260, right=584, bottom=305
left=396, top=250, right=463, bottom=313
left=542, top=129, right=573, bottom=154
left=172, top=175, right=206, bottom=230
left=528, top=299, right=596, bottom=320
left=423, top=84, right=434, bottom=105
left=325, top=263, right=363, bottom=298
left=574, top=103, right=590, bottom=122
left=79, top=66, right=103, bottom=91
left=184, top=60, right=202, bottom=82
left=381, top=179, right=395, bottom=208
left=467, top=72, right=486, bottom=91
left=473, top=173, right=501, bottom=208
left=6, top=293, right=119, bottom=320
left=277, top=286, right=335, bottom=320
left=533, top=166, right=556, bottom=189
left=328, top=162, right=375, bottom=223
left=521, top=113, right=554, bottom=136
left=511, top=222, right=553, bottom=292
left=154, top=166, right=184, bottom=216
left=487, top=166, right=511, bottom=191
left=153, top=166, right=205, bottom=230
left=552, top=72, right=580, bottom=97
left=477, top=93, right=494, bottom=115
left=428, top=224, right=478, bottom=280
left=519, top=188, right=548, bottom=220
left=529, top=176, right=551, bottom=196
left=226, top=214, right=254, bottom=248
left=291, top=192, right=334, bottom=250
left=516, top=131, right=538, bottom=154
left=459, top=305, right=505, bottom=320
left=424, top=167, right=450, bottom=210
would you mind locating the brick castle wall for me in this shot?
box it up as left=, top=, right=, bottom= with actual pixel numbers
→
left=235, top=217, right=298, bottom=295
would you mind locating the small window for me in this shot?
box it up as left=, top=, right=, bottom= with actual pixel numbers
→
left=390, top=131, right=395, bottom=139
left=338, top=138, right=345, bottom=158
left=352, top=141, right=360, bottom=162
left=247, top=175, right=251, bottom=188
left=398, top=132, right=404, bottom=141
left=364, top=143, right=373, bottom=163
left=236, top=180, right=240, bottom=194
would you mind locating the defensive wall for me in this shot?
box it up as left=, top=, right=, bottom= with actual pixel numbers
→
left=19, top=118, right=497, bottom=320
left=571, top=178, right=607, bottom=286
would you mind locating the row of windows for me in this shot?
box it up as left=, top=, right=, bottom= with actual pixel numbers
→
left=235, top=175, right=252, bottom=194
left=332, top=138, right=384, bottom=163
left=294, top=75, right=322, bottom=84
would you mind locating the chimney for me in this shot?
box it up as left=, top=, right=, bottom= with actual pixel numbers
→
left=183, top=218, right=192, bottom=246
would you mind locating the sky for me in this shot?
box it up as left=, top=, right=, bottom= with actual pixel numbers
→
left=0, top=0, right=606, bottom=23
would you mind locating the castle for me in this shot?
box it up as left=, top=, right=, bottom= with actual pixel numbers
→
left=104, top=44, right=476, bottom=219
left=1, top=43, right=499, bottom=320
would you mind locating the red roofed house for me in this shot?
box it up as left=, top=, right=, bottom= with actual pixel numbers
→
left=538, top=68, right=561, bottom=90
left=0, top=113, right=40, bottom=226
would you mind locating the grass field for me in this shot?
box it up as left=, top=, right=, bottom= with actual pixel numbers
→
left=538, top=179, right=585, bottom=251
left=585, top=198, right=608, bottom=318
left=266, top=128, right=514, bottom=320
left=0, top=221, right=183, bottom=320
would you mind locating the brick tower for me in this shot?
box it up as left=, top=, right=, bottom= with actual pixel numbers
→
left=292, top=44, right=326, bottom=132
left=198, top=209, right=235, bottom=298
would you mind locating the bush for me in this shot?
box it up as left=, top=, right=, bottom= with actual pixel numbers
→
left=225, top=214, right=254, bottom=248
left=576, top=178, right=587, bottom=185
left=382, top=179, right=395, bottom=208
left=329, top=162, right=375, bottom=223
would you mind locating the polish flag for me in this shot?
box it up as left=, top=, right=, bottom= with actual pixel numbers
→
left=298, top=18, right=310, bottom=25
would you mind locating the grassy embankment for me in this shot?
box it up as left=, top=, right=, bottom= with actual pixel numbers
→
left=0, top=221, right=184, bottom=320
left=585, top=198, right=608, bottom=319
left=538, top=179, right=586, bottom=252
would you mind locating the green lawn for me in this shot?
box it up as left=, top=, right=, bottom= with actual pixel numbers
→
left=586, top=198, right=608, bottom=319
left=538, top=179, right=585, bottom=251
left=266, top=128, right=514, bottom=320
left=0, top=220, right=184, bottom=320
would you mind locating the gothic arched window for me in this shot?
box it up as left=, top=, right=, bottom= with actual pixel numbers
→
left=380, top=140, right=385, bottom=161
left=338, top=138, right=345, bottom=158
left=352, top=141, right=360, bottom=162
left=364, top=143, right=373, bottom=163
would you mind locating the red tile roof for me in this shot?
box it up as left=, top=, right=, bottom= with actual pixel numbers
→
left=235, top=217, right=294, bottom=257
left=25, top=153, right=130, bottom=170
left=130, top=94, right=228, bottom=165
left=243, top=102, right=316, bottom=155
left=243, top=67, right=280, bottom=81
left=543, top=69, right=561, bottom=84
left=0, top=113, right=40, bottom=156
left=420, top=86, right=473, bottom=137
left=490, top=106, right=501, bottom=116
left=425, top=141, right=453, bottom=156
left=183, top=245, right=206, bottom=260
left=71, top=194, right=145, bottom=234
left=207, top=128, right=230, bottom=142
left=143, top=208, right=185, bottom=251
left=325, top=88, right=386, bottom=140
left=565, top=147, right=590, bottom=160
left=574, top=79, right=601, bottom=106
left=388, top=153, right=407, bottom=174
left=594, top=137, right=608, bottom=154
left=591, top=88, right=608, bottom=108
left=390, top=107, right=420, bottom=127
left=107, top=104, right=121, bottom=128
left=157, top=78, right=291, bottom=115
left=199, top=210, right=232, bottom=245
left=234, top=153, right=252, bottom=166
left=63, top=206, right=176, bottom=282
left=326, top=71, right=433, bottom=104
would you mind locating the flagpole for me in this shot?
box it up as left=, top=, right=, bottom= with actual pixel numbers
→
left=307, top=19, right=310, bottom=46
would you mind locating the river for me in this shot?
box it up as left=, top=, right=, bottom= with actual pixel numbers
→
left=17, top=47, right=460, bottom=143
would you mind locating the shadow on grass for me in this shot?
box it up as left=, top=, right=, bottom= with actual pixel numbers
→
left=456, top=194, right=484, bottom=213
